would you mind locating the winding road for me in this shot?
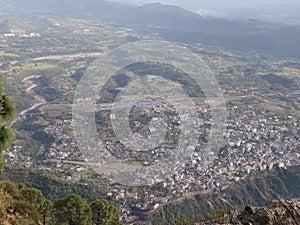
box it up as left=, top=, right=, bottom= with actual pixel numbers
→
left=11, top=75, right=46, bottom=126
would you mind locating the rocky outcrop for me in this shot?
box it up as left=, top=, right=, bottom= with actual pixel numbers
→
left=235, top=200, right=300, bottom=225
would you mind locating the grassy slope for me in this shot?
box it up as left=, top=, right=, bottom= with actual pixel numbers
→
left=0, top=166, right=110, bottom=203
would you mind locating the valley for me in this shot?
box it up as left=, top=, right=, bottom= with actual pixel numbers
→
left=0, top=1, right=299, bottom=224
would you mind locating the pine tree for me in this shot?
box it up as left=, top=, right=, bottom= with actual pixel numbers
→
left=90, top=199, right=123, bottom=225
left=54, top=194, right=93, bottom=225
left=0, top=78, right=15, bottom=171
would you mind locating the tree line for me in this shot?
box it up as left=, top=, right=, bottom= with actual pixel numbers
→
left=0, top=180, right=122, bottom=225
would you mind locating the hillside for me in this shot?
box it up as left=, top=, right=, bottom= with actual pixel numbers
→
left=0, top=165, right=299, bottom=224
left=0, top=179, right=122, bottom=225
left=147, top=166, right=300, bottom=224
left=234, top=199, right=300, bottom=225
left=1, top=0, right=300, bottom=58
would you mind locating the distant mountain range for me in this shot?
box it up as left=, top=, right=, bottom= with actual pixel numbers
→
left=99, top=0, right=300, bottom=25
left=1, top=0, right=300, bottom=59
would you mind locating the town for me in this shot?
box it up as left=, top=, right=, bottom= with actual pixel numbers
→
left=4, top=90, right=300, bottom=223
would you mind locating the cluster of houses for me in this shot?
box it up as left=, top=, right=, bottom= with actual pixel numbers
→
left=117, top=101, right=299, bottom=222
left=4, top=95, right=299, bottom=223
left=44, top=118, right=82, bottom=162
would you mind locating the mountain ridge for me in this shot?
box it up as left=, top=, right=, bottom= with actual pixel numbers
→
left=2, top=0, right=300, bottom=59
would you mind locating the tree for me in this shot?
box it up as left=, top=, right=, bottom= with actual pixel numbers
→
left=20, top=186, right=52, bottom=223
left=0, top=181, right=43, bottom=224
left=41, top=199, right=54, bottom=225
left=90, top=199, right=122, bottom=225
left=0, top=78, right=15, bottom=171
left=0, top=180, right=22, bottom=200
left=54, top=194, right=92, bottom=225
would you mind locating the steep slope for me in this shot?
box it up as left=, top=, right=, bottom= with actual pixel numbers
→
left=147, top=166, right=300, bottom=224
left=235, top=200, right=300, bottom=225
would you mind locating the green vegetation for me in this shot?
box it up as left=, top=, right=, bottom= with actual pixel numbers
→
left=1, top=165, right=298, bottom=225
left=0, top=181, right=123, bottom=225
left=54, top=194, right=92, bottom=225
left=0, top=180, right=51, bottom=224
left=91, top=199, right=122, bottom=225
left=0, top=77, right=15, bottom=171
left=0, top=166, right=110, bottom=202
left=147, top=166, right=300, bottom=224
